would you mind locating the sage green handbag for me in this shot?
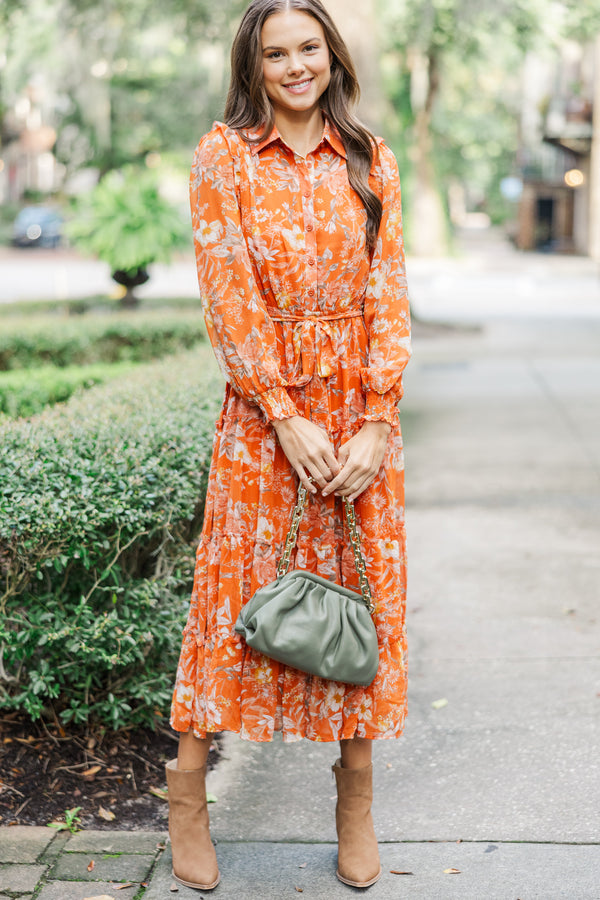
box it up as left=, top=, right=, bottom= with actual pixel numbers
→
left=234, top=484, right=379, bottom=686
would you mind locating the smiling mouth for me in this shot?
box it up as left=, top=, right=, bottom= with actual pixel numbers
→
left=283, top=78, right=313, bottom=93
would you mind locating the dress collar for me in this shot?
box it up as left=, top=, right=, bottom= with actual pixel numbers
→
left=249, top=116, right=347, bottom=159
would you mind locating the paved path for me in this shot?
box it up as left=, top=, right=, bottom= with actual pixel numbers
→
left=1, top=233, right=599, bottom=898
left=0, top=248, right=200, bottom=305
left=2, top=226, right=600, bottom=319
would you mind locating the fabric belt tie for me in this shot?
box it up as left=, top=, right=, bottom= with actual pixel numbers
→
left=268, top=308, right=363, bottom=386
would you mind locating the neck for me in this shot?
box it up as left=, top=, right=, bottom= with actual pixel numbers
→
left=272, top=107, right=325, bottom=158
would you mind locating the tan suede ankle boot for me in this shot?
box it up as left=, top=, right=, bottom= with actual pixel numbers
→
left=332, top=757, right=382, bottom=888
left=165, top=758, right=220, bottom=890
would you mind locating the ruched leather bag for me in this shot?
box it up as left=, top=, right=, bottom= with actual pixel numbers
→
left=235, top=485, right=379, bottom=687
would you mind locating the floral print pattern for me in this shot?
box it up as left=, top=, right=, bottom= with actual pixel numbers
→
left=170, top=119, right=411, bottom=742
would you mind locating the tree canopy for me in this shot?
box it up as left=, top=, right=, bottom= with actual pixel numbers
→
left=1, top=0, right=599, bottom=252
left=1, top=0, right=245, bottom=175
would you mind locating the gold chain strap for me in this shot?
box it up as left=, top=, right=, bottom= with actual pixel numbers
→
left=276, top=484, right=375, bottom=615
left=343, top=495, right=375, bottom=614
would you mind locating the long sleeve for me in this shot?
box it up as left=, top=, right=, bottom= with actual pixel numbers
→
left=360, top=142, right=412, bottom=428
left=190, top=125, right=299, bottom=422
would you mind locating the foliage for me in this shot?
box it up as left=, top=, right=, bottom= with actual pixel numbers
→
left=0, top=203, right=21, bottom=247
left=0, top=348, right=223, bottom=731
left=47, top=807, right=83, bottom=833
left=379, top=0, right=600, bottom=244
left=66, top=168, right=190, bottom=275
left=560, top=0, right=600, bottom=41
left=0, top=0, right=246, bottom=180
left=0, top=310, right=205, bottom=371
left=380, top=0, right=545, bottom=245
left=0, top=360, right=138, bottom=418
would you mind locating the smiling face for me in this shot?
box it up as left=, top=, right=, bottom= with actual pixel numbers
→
left=261, top=10, right=332, bottom=120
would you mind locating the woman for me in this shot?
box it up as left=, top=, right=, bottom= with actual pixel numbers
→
left=168, top=0, right=411, bottom=890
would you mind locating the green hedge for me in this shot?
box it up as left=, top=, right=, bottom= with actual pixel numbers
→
left=0, top=310, right=205, bottom=371
left=0, top=361, right=139, bottom=418
left=0, top=347, right=224, bottom=730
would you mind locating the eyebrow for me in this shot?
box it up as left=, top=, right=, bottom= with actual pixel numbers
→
left=262, top=37, right=322, bottom=51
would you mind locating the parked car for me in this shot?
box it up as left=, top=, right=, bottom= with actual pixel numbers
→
left=12, top=206, right=63, bottom=248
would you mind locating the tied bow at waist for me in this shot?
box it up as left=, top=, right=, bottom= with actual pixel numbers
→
left=268, top=308, right=363, bottom=386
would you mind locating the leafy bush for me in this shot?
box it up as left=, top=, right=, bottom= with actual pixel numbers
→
left=67, top=168, right=190, bottom=273
left=66, top=168, right=190, bottom=306
left=0, top=361, right=138, bottom=418
left=0, top=348, right=224, bottom=730
left=0, top=311, right=205, bottom=371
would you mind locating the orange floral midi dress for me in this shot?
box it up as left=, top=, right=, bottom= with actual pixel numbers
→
left=170, top=119, right=411, bottom=743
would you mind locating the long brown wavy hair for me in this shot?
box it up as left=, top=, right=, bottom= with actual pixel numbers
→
left=224, top=0, right=382, bottom=252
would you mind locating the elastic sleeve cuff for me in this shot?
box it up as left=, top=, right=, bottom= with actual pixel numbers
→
left=362, top=389, right=401, bottom=429
left=255, top=386, right=300, bottom=423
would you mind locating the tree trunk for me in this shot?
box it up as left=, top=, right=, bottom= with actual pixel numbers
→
left=588, top=34, right=600, bottom=263
left=408, top=48, right=448, bottom=256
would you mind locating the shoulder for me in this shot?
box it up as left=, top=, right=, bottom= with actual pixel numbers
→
left=372, top=138, right=400, bottom=181
left=193, top=121, right=248, bottom=169
left=368, top=138, right=401, bottom=202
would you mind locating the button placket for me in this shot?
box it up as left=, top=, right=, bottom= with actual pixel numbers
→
left=299, top=162, right=318, bottom=302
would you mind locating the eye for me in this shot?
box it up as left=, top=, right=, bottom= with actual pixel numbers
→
left=304, top=44, right=319, bottom=52
left=267, top=50, right=284, bottom=60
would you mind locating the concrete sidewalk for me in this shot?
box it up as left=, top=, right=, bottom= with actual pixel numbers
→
left=2, top=226, right=600, bottom=319
left=1, top=259, right=599, bottom=897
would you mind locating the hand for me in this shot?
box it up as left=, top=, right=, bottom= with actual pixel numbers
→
left=273, top=416, right=340, bottom=494
left=322, top=421, right=391, bottom=501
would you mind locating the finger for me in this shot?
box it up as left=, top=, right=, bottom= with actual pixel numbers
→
left=304, top=465, right=329, bottom=490
left=321, top=446, right=341, bottom=477
left=324, top=458, right=377, bottom=497
left=343, top=474, right=373, bottom=501
left=337, top=471, right=374, bottom=501
left=350, top=477, right=375, bottom=500
left=296, top=466, right=318, bottom=494
left=302, top=450, right=338, bottom=486
left=336, top=442, right=350, bottom=467
left=321, top=461, right=354, bottom=496
left=298, top=437, right=339, bottom=482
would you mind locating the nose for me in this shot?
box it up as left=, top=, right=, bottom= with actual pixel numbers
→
left=287, top=53, right=305, bottom=75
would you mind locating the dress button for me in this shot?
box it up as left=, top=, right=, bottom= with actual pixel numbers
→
left=306, top=224, right=313, bottom=232
left=308, top=288, right=315, bottom=297
left=308, top=258, right=315, bottom=266
left=303, top=190, right=311, bottom=198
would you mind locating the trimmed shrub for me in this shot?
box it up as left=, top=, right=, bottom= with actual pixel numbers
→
left=0, top=361, right=139, bottom=418
left=0, top=310, right=205, bottom=371
left=0, top=348, right=224, bottom=730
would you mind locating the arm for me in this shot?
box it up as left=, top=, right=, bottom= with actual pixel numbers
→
left=190, top=125, right=298, bottom=422
left=191, top=125, right=338, bottom=490
left=323, top=143, right=411, bottom=501
left=360, top=141, right=411, bottom=428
